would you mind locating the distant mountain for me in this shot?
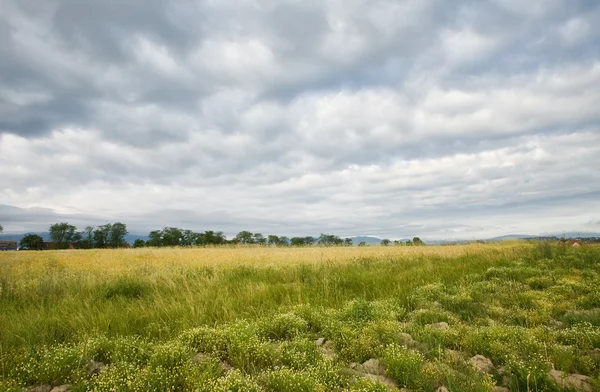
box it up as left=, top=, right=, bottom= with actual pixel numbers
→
left=349, top=236, right=382, bottom=244
left=485, top=234, right=534, bottom=241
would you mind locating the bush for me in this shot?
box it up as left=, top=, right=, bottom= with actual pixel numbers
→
left=383, top=345, right=424, bottom=388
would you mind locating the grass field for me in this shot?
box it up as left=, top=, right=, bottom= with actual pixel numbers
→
left=0, top=243, right=599, bottom=391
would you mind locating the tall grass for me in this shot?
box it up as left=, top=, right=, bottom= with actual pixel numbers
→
left=0, top=244, right=524, bottom=351
left=1, top=242, right=599, bottom=391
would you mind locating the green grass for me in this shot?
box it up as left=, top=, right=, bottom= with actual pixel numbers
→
left=0, top=243, right=599, bottom=391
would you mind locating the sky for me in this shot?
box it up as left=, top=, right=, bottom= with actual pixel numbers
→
left=1, top=0, right=600, bottom=240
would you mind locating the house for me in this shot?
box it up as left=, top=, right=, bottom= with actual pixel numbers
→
left=0, top=240, right=18, bottom=251
left=42, top=242, right=76, bottom=250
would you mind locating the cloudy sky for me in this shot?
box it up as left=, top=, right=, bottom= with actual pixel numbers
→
left=1, top=0, right=600, bottom=240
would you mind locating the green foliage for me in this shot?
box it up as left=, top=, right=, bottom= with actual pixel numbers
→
left=49, top=222, right=79, bottom=248
left=383, top=345, right=425, bottom=388
left=19, top=233, right=44, bottom=250
left=101, top=277, right=150, bottom=300
left=2, top=243, right=600, bottom=391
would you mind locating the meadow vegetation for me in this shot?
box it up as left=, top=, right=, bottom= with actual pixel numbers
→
left=0, top=243, right=599, bottom=391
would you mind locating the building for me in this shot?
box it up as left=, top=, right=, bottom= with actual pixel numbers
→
left=0, top=240, right=18, bottom=251
left=42, top=242, right=76, bottom=250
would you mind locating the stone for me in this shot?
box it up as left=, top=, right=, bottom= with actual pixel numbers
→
left=361, top=358, right=386, bottom=376
left=315, top=337, right=326, bottom=346
left=27, top=386, right=52, bottom=392
left=50, top=386, right=71, bottom=392
left=193, top=352, right=211, bottom=363
left=470, top=355, right=494, bottom=373
left=426, top=322, right=449, bottom=330
left=221, top=361, right=234, bottom=373
left=398, top=332, right=415, bottom=346
left=436, top=387, right=449, bottom=392
left=445, top=349, right=464, bottom=363
left=320, top=340, right=336, bottom=360
left=548, top=369, right=592, bottom=392
left=87, top=360, right=105, bottom=376
left=493, top=387, right=510, bottom=392
left=572, top=242, right=581, bottom=247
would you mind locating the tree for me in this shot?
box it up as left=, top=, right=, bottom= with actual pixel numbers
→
left=381, top=239, right=391, bottom=246
left=413, top=237, right=425, bottom=246
left=358, top=241, right=367, bottom=247
left=268, top=235, right=280, bottom=246
left=19, top=233, right=44, bottom=250
left=133, top=239, right=146, bottom=248
left=147, top=230, right=163, bottom=247
left=199, top=231, right=226, bottom=245
left=93, top=224, right=112, bottom=248
left=77, top=226, right=95, bottom=249
left=234, top=231, right=254, bottom=244
left=253, top=233, right=266, bottom=245
left=0, top=224, right=3, bottom=233
left=318, top=233, right=343, bottom=246
left=49, top=222, right=79, bottom=249
left=108, top=222, right=128, bottom=248
left=344, top=238, right=353, bottom=246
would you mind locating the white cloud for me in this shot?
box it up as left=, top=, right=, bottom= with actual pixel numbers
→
left=1, top=0, right=600, bottom=239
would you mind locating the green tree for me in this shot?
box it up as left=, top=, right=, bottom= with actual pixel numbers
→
left=77, top=225, right=95, bottom=249
left=381, top=239, right=391, bottom=246
left=358, top=241, right=367, bottom=247
left=234, top=231, right=254, bottom=244
left=132, top=239, right=146, bottom=248
left=199, top=230, right=226, bottom=245
left=19, top=233, right=44, bottom=250
left=147, top=230, right=163, bottom=247
left=344, top=238, right=353, bottom=246
left=108, top=222, right=128, bottom=248
left=93, top=224, right=112, bottom=248
left=0, top=224, right=3, bottom=233
left=318, top=233, right=343, bottom=246
left=413, top=237, right=425, bottom=246
left=49, top=222, right=79, bottom=249
left=253, top=233, right=266, bottom=245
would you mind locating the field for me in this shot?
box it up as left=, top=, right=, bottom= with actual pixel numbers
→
left=0, top=243, right=599, bottom=391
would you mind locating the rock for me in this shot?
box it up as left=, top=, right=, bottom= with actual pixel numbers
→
left=398, top=332, right=415, bottom=347
left=362, top=358, right=386, bottom=376
left=493, top=387, right=509, bottom=392
left=572, top=243, right=581, bottom=247
left=193, top=352, right=211, bottom=363
left=87, top=360, right=105, bottom=376
left=349, top=362, right=361, bottom=370
left=445, top=349, right=464, bottom=363
left=220, top=360, right=234, bottom=373
left=548, top=369, right=592, bottom=392
left=320, top=340, right=336, bottom=360
left=470, top=355, right=494, bottom=373
left=27, top=386, right=52, bottom=392
left=50, top=386, right=71, bottom=392
left=315, top=337, right=326, bottom=346
left=436, top=387, right=449, bottom=392
left=426, top=322, right=449, bottom=330
left=363, top=374, right=398, bottom=389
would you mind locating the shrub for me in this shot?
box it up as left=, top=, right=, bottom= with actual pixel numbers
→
left=383, top=345, right=424, bottom=388
left=258, top=312, right=308, bottom=340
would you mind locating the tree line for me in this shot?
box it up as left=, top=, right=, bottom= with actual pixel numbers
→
left=9, top=222, right=426, bottom=250
left=18, top=222, right=129, bottom=250
left=133, top=229, right=357, bottom=248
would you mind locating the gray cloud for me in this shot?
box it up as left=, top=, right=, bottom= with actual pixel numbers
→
left=1, top=0, right=600, bottom=239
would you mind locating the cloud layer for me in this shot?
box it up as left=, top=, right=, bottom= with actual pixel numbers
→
left=1, top=0, right=600, bottom=239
